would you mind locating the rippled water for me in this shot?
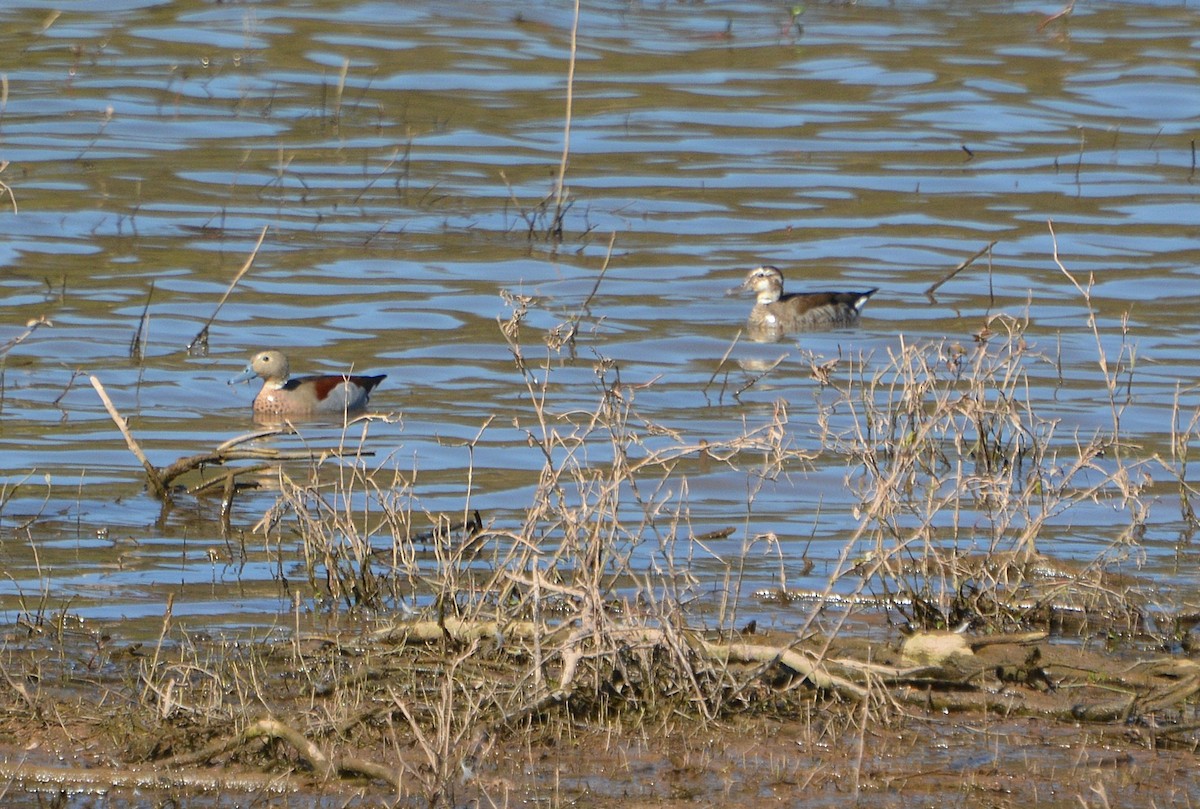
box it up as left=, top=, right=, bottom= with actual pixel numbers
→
left=2, top=0, right=1199, bottom=633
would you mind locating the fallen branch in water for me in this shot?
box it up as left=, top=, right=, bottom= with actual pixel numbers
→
left=90, top=399, right=377, bottom=503
left=157, top=428, right=359, bottom=489
left=91, top=375, right=168, bottom=499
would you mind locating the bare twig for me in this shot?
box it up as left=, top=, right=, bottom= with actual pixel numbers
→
left=735, top=353, right=788, bottom=398
left=555, top=231, right=615, bottom=348
left=702, top=329, right=742, bottom=405
left=1, top=315, right=51, bottom=358
left=187, top=224, right=268, bottom=354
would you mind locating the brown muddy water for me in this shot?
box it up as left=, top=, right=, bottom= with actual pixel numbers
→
left=1, top=2, right=1199, bottom=640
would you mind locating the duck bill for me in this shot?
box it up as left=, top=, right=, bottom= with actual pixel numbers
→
left=229, top=366, right=257, bottom=385
left=725, top=280, right=751, bottom=297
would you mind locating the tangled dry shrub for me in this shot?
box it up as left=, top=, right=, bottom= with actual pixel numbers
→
left=243, top=274, right=1161, bottom=729
left=809, top=306, right=1152, bottom=635
left=230, top=293, right=824, bottom=804
left=141, top=241, right=1196, bottom=805
left=130, top=289, right=1193, bottom=802
left=17, top=254, right=1200, bottom=805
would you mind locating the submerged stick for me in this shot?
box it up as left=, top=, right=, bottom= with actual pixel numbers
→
left=157, top=445, right=351, bottom=489
left=90, top=375, right=168, bottom=499
left=129, top=281, right=154, bottom=362
left=187, top=224, right=268, bottom=354
left=1037, top=0, right=1075, bottom=32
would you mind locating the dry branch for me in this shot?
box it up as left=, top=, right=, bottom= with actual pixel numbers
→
left=90, top=375, right=168, bottom=499
left=158, top=444, right=354, bottom=489
left=368, top=617, right=874, bottom=700
left=163, top=716, right=402, bottom=790
left=91, top=404, right=377, bottom=502
left=369, top=616, right=570, bottom=648
left=0, top=758, right=296, bottom=794
left=688, top=635, right=868, bottom=698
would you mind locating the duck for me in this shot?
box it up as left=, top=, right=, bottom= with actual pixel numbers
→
left=228, top=349, right=386, bottom=418
left=732, top=265, right=877, bottom=341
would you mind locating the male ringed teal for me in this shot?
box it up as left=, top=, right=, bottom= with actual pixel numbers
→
left=229, top=350, right=386, bottom=417
left=733, top=265, right=877, bottom=341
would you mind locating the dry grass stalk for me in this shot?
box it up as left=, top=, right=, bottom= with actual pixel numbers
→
left=550, top=0, right=580, bottom=239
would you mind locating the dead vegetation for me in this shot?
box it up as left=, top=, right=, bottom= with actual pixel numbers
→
left=4, top=244, right=1200, bottom=806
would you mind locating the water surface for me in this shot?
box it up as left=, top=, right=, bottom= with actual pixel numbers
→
left=1, top=0, right=1198, bottom=633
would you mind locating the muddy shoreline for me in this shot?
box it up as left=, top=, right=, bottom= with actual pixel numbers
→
left=2, top=610, right=1197, bottom=808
